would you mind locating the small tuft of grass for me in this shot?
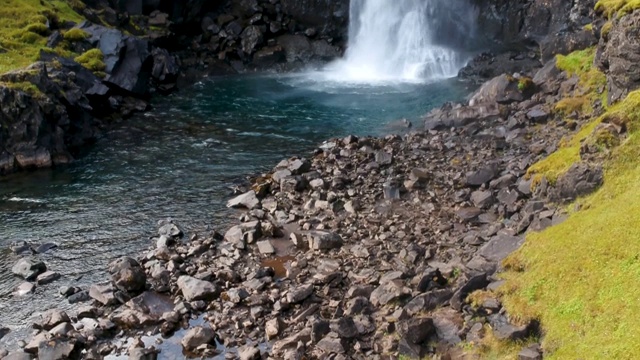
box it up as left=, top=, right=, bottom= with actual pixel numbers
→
left=63, top=28, right=88, bottom=42
left=74, top=48, right=106, bottom=73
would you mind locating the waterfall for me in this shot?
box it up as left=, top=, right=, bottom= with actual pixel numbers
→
left=328, top=0, right=472, bottom=83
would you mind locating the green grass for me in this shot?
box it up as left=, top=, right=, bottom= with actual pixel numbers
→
left=74, top=48, right=106, bottom=75
left=498, top=89, right=640, bottom=359
left=63, top=28, right=88, bottom=42
left=0, top=0, right=84, bottom=74
left=595, top=0, right=640, bottom=18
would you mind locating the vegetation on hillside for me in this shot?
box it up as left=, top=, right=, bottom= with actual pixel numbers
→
left=0, top=0, right=83, bottom=74
left=595, top=0, right=640, bottom=18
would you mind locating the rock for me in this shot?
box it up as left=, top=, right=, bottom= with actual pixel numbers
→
left=471, top=190, right=494, bottom=208
left=14, top=282, right=35, bottom=296
left=469, top=74, right=524, bottom=106
left=551, top=163, right=603, bottom=202
left=24, top=332, right=50, bottom=354
left=526, top=106, right=549, bottom=123
left=11, top=258, right=46, bottom=280
left=466, top=165, right=499, bottom=186
left=0, top=326, right=9, bottom=340
left=158, top=222, right=182, bottom=238
left=3, top=351, right=31, bottom=360
left=479, top=234, right=525, bottom=262
left=109, top=257, right=146, bottom=294
left=181, top=326, right=215, bottom=351
left=241, top=25, right=264, bottom=54
left=308, top=231, right=343, bottom=250
left=36, top=271, right=60, bottom=285
left=424, top=102, right=502, bottom=130
left=518, top=345, right=543, bottom=360
left=128, top=347, right=159, bottom=360
left=316, top=334, right=346, bottom=354
left=89, top=282, right=118, bottom=306
left=238, top=345, right=261, bottom=360
left=37, top=339, right=77, bottom=360
left=177, top=276, right=218, bottom=301
left=450, top=274, right=490, bottom=311
left=404, top=289, right=454, bottom=316
left=68, top=290, right=91, bottom=304
left=397, top=317, right=435, bottom=344
left=288, top=158, right=311, bottom=174
left=286, top=284, right=313, bottom=304
left=38, top=309, right=70, bottom=330
left=257, top=240, right=275, bottom=254
left=48, top=322, right=74, bottom=337
left=330, top=317, right=358, bottom=339
left=370, top=281, right=410, bottom=306
left=227, top=191, right=260, bottom=209
left=596, top=11, right=640, bottom=104
left=456, top=207, right=482, bottom=222
left=489, top=314, right=536, bottom=341
left=32, top=243, right=57, bottom=254
left=266, top=317, right=284, bottom=340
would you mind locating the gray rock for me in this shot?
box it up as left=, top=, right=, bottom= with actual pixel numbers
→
left=489, top=314, right=535, bottom=341
left=240, top=25, right=264, bottom=54
left=316, top=334, right=345, bottom=354
left=177, top=276, right=218, bottom=302
left=227, top=191, right=260, bottom=209
left=330, top=317, right=358, bottom=339
left=551, top=162, right=603, bottom=203
left=518, top=345, right=542, bottom=360
left=158, top=222, right=182, bottom=238
left=37, top=339, right=77, bottom=359
left=375, top=151, right=393, bottom=165
left=288, top=158, right=311, bottom=174
left=89, top=283, right=118, bottom=306
left=14, top=282, right=35, bottom=296
left=456, top=207, right=483, bottom=221
left=308, top=231, right=343, bottom=250
left=479, top=234, right=525, bottom=262
left=36, top=271, right=60, bottom=285
left=469, top=74, right=524, bottom=105
left=2, top=352, right=31, bottom=360
left=471, top=190, right=494, bottom=208
left=404, top=289, right=454, bottom=316
left=48, top=322, right=73, bottom=337
left=450, top=274, right=490, bottom=311
left=526, top=106, right=549, bottom=123
left=0, top=326, right=9, bottom=340
left=109, top=257, right=146, bottom=293
left=38, top=309, right=70, bottom=330
left=286, top=284, right=314, bottom=304
left=68, top=290, right=91, bottom=304
left=397, top=317, right=435, bottom=344
left=466, top=165, right=499, bottom=186
left=128, top=347, right=158, bottom=360
left=257, top=240, right=275, bottom=254
left=181, top=326, right=215, bottom=351
left=265, top=317, right=284, bottom=340
left=238, top=345, right=261, bottom=360
left=370, top=281, right=410, bottom=306
left=12, top=258, right=46, bottom=280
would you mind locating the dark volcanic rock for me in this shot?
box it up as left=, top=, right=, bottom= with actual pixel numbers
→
left=397, top=317, right=435, bottom=344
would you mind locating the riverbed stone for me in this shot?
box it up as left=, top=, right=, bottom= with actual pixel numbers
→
left=181, top=326, right=216, bottom=351
left=227, top=190, right=260, bottom=209
left=238, top=345, right=261, bottom=360
left=109, top=257, right=147, bottom=293
left=308, top=231, right=343, bottom=250
left=89, top=282, right=118, bottom=306
left=38, top=309, right=70, bottom=330
left=177, top=276, right=218, bottom=301
left=11, top=258, right=46, bottom=280
left=14, top=282, right=35, bottom=296
left=36, top=271, right=60, bottom=285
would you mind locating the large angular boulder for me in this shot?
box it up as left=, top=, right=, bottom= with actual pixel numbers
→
left=109, top=257, right=146, bottom=294
left=11, top=258, right=46, bottom=280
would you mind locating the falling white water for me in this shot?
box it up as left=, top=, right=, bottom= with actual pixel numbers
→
left=326, top=0, right=469, bottom=83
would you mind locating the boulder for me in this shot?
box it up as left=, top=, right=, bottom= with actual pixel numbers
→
left=396, top=317, right=435, bottom=344
left=308, top=231, right=343, bottom=250
left=227, top=190, right=260, bottom=209
left=11, top=258, right=46, bottom=280
left=109, top=257, right=146, bottom=293
left=469, top=74, right=525, bottom=106
left=241, top=25, right=264, bottom=54
left=89, top=282, right=118, bottom=306
left=38, top=309, right=70, bottom=330
left=550, top=162, right=603, bottom=202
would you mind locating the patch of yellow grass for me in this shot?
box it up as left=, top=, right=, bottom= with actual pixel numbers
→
left=595, top=0, right=640, bottom=18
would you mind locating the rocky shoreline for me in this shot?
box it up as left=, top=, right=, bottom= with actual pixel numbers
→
left=0, top=52, right=607, bottom=358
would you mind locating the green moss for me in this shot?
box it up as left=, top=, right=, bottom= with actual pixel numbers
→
left=601, top=21, right=614, bottom=38
left=499, top=89, right=640, bottom=359
left=518, top=77, right=534, bottom=93
left=554, top=96, right=591, bottom=116
left=583, top=23, right=594, bottom=32
left=63, top=28, right=89, bottom=42
left=0, top=81, right=43, bottom=97
left=74, top=48, right=106, bottom=73
left=0, top=0, right=84, bottom=74
left=595, top=0, right=640, bottom=18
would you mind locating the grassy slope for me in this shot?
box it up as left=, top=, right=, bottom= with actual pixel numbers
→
left=496, top=54, right=640, bottom=358
left=596, top=0, right=640, bottom=18
left=0, top=0, right=83, bottom=74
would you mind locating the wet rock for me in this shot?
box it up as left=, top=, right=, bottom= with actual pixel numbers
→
left=227, top=190, right=260, bottom=209
left=38, top=309, right=70, bottom=330
left=286, top=284, right=313, bottom=304
left=89, top=282, right=118, bottom=306
left=177, top=276, right=218, bottom=301
left=36, top=271, right=60, bottom=285
left=238, top=345, right=261, bottom=360
left=397, top=317, right=435, bottom=344
left=32, top=243, right=58, bottom=254
left=308, top=231, right=343, bottom=250
left=181, top=326, right=216, bottom=351
left=109, top=257, right=146, bottom=294
left=12, top=258, right=46, bottom=280
left=14, top=282, right=35, bottom=296
left=370, top=281, right=411, bottom=306
left=240, top=25, right=264, bottom=54
left=68, top=290, right=91, bottom=304
left=158, top=222, right=182, bottom=238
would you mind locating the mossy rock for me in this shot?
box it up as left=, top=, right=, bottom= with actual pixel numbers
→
left=74, top=48, right=106, bottom=73
left=63, top=28, right=89, bottom=42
